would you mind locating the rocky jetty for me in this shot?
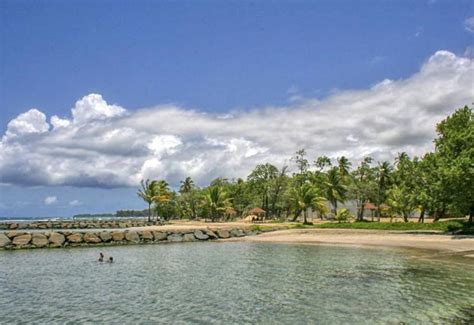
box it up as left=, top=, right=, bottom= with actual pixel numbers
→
left=0, top=227, right=271, bottom=250
left=0, top=220, right=156, bottom=231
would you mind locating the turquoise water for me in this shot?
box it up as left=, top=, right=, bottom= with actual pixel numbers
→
left=1, top=242, right=473, bottom=324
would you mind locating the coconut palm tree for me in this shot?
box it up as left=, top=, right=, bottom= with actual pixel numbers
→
left=290, top=183, right=326, bottom=224
left=337, top=156, right=351, bottom=177
left=179, top=176, right=195, bottom=194
left=325, top=167, right=347, bottom=215
left=375, top=161, right=392, bottom=221
left=137, top=179, right=158, bottom=222
left=202, top=185, right=232, bottom=222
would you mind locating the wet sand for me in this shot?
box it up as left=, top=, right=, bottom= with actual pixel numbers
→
left=235, top=228, right=474, bottom=256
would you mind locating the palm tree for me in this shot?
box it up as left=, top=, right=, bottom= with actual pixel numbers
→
left=202, top=185, right=232, bottom=222
left=325, top=167, right=347, bottom=215
left=337, top=156, right=351, bottom=177
left=137, top=179, right=159, bottom=222
left=290, top=183, right=326, bottom=224
left=179, top=176, right=194, bottom=194
left=375, top=161, right=392, bottom=221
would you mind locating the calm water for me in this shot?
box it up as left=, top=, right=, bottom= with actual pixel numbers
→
left=1, top=242, right=473, bottom=324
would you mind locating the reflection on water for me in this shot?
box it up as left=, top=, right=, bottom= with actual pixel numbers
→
left=0, top=243, right=473, bottom=324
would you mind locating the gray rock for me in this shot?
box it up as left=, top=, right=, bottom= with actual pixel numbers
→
left=206, top=229, right=218, bottom=239
left=194, top=230, right=209, bottom=240
left=49, top=232, right=65, bottom=247
left=31, top=233, right=48, bottom=248
left=153, top=231, right=167, bottom=241
left=183, top=233, right=196, bottom=242
left=167, top=233, right=183, bottom=242
left=99, top=232, right=113, bottom=242
left=0, top=233, right=11, bottom=248
left=230, top=229, right=245, bottom=237
left=125, top=231, right=140, bottom=243
left=216, top=230, right=230, bottom=239
left=12, top=233, right=32, bottom=246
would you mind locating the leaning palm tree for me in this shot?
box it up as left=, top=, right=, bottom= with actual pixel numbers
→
left=325, top=167, right=347, bottom=215
left=137, top=179, right=159, bottom=222
left=202, top=185, right=232, bottom=222
left=290, top=183, right=326, bottom=224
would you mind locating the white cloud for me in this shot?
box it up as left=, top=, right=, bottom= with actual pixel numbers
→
left=69, top=200, right=81, bottom=206
left=44, top=196, right=58, bottom=205
left=4, top=109, right=49, bottom=140
left=0, top=51, right=473, bottom=188
left=464, top=16, right=474, bottom=33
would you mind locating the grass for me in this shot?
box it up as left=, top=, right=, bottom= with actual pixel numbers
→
left=293, top=219, right=473, bottom=234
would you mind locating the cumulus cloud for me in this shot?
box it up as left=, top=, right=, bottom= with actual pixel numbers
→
left=44, top=196, right=58, bottom=205
left=1, top=51, right=473, bottom=188
left=464, top=16, right=474, bottom=33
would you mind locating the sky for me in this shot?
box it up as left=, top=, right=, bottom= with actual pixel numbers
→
left=1, top=0, right=473, bottom=218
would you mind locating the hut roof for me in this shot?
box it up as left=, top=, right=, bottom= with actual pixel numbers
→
left=379, top=203, right=390, bottom=210
left=249, top=207, right=266, bottom=214
left=364, top=203, right=377, bottom=210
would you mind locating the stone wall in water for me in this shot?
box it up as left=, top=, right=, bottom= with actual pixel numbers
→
left=0, top=227, right=270, bottom=250
left=0, top=220, right=156, bottom=231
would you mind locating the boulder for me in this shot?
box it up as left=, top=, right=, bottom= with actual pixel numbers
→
left=0, top=233, right=11, bottom=248
left=9, top=223, right=18, bottom=230
left=112, top=232, right=125, bottom=241
left=99, top=232, right=113, bottom=242
left=67, top=233, right=83, bottom=243
left=125, top=231, right=140, bottom=243
left=12, top=233, right=32, bottom=246
left=183, top=233, right=196, bottom=242
left=216, top=230, right=230, bottom=239
left=194, top=230, right=209, bottom=240
left=49, top=232, right=65, bottom=247
left=83, top=233, right=101, bottom=243
left=6, top=231, right=20, bottom=239
left=205, top=229, right=218, bottom=239
left=141, top=231, right=154, bottom=241
left=230, top=229, right=245, bottom=237
left=31, top=233, right=49, bottom=248
left=167, top=233, right=183, bottom=242
left=153, top=231, right=167, bottom=241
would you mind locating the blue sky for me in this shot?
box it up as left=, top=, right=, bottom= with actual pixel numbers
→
left=1, top=0, right=473, bottom=218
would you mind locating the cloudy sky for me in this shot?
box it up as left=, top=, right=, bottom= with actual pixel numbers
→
left=1, top=1, right=473, bottom=218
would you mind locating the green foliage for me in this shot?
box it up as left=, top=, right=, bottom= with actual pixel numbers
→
left=134, top=106, right=473, bottom=224
left=335, top=208, right=351, bottom=223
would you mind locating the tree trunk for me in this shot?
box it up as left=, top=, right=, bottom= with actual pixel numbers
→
left=469, top=206, right=473, bottom=224
left=418, top=208, right=425, bottom=223
left=433, top=209, right=440, bottom=222
left=376, top=208, right=381, bottom=222
left=403, top=213, right=409, bottom=223
left=148, top=203, right=151, bottom=223
left=291, top=209, right=301, bottom=222
left=303, top=209, right=308, bottom=224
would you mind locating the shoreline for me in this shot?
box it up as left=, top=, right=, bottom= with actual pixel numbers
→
left=231, top=228, right=474, bottom=258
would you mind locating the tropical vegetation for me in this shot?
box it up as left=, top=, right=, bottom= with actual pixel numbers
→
left=136, top=106, right=473, bottom=225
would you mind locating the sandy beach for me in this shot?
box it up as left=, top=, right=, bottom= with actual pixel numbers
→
left=233, top=228, right=474, bottom=257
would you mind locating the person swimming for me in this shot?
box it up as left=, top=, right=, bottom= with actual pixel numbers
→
left=98, top=252, right=104, bottom=262
left=108, top=256, right=114, bottom=263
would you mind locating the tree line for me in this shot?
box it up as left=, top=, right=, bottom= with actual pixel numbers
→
left=137, top=106, right=473, bottom=224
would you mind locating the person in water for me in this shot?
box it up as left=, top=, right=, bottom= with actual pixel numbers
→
left=98, top=252, right=104, bottom=262
left=108, top=256, right=114, bottom=263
